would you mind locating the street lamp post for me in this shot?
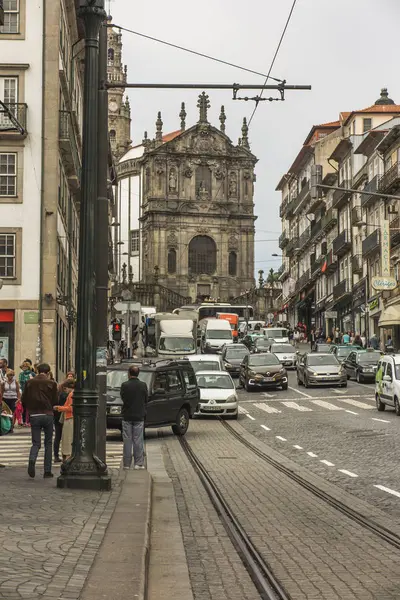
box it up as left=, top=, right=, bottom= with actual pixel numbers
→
left=57, top=0, right=111, bottom=491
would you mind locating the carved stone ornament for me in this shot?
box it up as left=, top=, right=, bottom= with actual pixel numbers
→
left=198, top=185, right=209, bottom=201
left=229, top=173, right=238, bottom=197
left=215, top=168, right=225, bottom=181
left=228, top=235, right=238, bottom=250
left=167, top=232, right=178, bottom=247
left=197, top=228, right=209, bottom=235
left=184, top=166, right=193, bottom=178
left=243, top=171, right=252, bottom=180
left=169, top=167, right=177, bottom=192
left=155, top=161, right=164, bottom=175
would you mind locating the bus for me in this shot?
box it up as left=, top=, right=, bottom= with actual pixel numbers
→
left=174, top=303, right=254, bottom=323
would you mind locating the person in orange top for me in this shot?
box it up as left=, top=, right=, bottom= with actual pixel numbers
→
left=54, top=383, right=74, bottom=462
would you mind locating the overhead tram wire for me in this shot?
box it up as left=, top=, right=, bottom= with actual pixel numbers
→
left=248, top=0, right=299, bottom=127
left=110, top=25, right=284, bottom=83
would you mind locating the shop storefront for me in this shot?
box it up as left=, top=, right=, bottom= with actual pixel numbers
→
left=352, top=278, right=366, bottom=336
left=296, top=289, right=315, bottom=334
left=378, top=302, right=400, bottom=350
left=314, top=299, right=326, bottom=331
left=0, top=310, right=15, bottom=368
left=367, top=295, right=381, bottom=341
left=336, top=298, right=352, bottom=334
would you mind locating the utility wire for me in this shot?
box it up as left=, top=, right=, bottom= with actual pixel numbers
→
left=112, top=25, right=283, bottom=83
left=248, top=0, right=298, bottom=127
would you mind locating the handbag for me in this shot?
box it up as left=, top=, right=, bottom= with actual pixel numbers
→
left=59, top=412, right=65, bottom=425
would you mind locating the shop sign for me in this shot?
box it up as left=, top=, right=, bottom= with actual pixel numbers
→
left=24, top=312, right=38, bottom=324
left=325, top=310, right=337, bottom=319
left=353, top=280, right=366, bottom=308
left=371, top=276, right=397, bottom=292
left=381, top=220, right=391, bottom=276
left=368, top=298, right=379, bottom=312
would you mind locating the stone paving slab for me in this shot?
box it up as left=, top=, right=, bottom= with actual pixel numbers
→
left=0, top=468, right=122, bottom=600
left=170, top=420, right=400, bottom=600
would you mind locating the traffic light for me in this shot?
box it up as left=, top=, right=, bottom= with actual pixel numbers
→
left=112, top=321, right=122, bottom=341
left=310, top=164, right=322, bottom=200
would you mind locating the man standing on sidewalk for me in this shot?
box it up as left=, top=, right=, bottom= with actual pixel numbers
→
left=22, top=363, right=58, bottom=479
left=120, top=365, right=148, bottom=470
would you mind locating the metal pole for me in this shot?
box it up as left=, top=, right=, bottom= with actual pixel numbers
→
left=106, top=82, right=312, bottom=90
left=127, top=176, right=132, bottom=357
left=58, top=0, right=111, bottom=491
left=94, top=21, right=109, bottom=463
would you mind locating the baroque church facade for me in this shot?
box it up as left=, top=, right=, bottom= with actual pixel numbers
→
left=140, top=93, right=258, bottom=302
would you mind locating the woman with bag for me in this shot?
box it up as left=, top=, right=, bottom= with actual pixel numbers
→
left=53, top=381, right=75, bottom=462
left=53, top=379, right=74, bottom=463
left=1, top=370, right=21, bottom=433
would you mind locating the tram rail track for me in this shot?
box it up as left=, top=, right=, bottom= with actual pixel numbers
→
left=178, top=435, right=292, bottom=600
left=220, top=419, right=400, bottom=552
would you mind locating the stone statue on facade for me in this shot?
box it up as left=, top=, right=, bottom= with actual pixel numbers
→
left=169, top=169, right=177, bottom=192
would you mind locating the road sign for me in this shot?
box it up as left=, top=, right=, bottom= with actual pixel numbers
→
left=371, top=276, right=397, bottom=292
left=325, top=310, right=337, bottom=319
left=114, top=301, right=141, bottom=312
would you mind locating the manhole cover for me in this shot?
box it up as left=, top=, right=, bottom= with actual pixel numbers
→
left=346, top=430, right=387, bottom=438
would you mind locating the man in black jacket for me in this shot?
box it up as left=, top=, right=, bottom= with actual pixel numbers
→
left=120, top=365, right=148, bottom=470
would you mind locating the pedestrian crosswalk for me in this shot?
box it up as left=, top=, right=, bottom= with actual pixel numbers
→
left=0, top=431, right=123, bottom=469
left=238, top=395, right=378, bottom=417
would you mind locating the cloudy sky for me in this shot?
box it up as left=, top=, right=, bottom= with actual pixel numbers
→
left=109, top=0, right=400, bottom=276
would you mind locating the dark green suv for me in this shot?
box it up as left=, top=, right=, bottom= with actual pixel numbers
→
left=106, top=359, right=200, bottom=436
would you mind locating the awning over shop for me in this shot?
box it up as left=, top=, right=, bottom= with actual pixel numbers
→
left=378, top=305, right=400, bottom=327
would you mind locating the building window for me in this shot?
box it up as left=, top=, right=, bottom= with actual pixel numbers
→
left=110, top=129, right=116, bottom=139
left=0, top=0, right=19, bottom=34
left=188, top=235, right=216, bottom=275
left=0, top=153, right=16, bottom=196
left=363, top=118, right=372, bottom=133
left=228, top=251, right=237, bottom=276
left=0, top=233, right=15, bottom=277
left=130, top=229, right=139, bottom=255
left=168, top=248, right=176, bottom=274
left=195, top=166, right=211, bottom=196
left=107, top=48, right=114, bottom=65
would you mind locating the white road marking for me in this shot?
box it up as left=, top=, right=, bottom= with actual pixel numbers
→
left=288, top=386, right=312, bottom=398
left=336, top=398, right=375, bottom=410
left=282, top=401, right=313, bottom=412
left=320, top=460, right=335, bottom=466
left=262, top=392, right=276, bottom=399
left=371, top=418, right=391, bottom=423
left=307, top=452, right=318, bottom=457
left=293, top=445, right=303, bottom=450
left=238, top=406, right=248, bottom=414
left=374, top=484, right=400, bottom=499
left=246, top=414, right=255, bottom=421
left=338, top=469, right=358, bottom=478
left=345, top=410, right=358, bottom=415
left=253, top=402, right=281, bottom=414
left=239, top=394, right=374, bottom=403
left=276, top=436, right=287, bottom=441
left=311, top=400, right=343, bottom=411
left=333, top=389, right=347, bottom=395
left=260, top=424, right=271, bottom=431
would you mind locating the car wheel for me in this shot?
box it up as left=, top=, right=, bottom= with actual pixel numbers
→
left=395, top=397, right=400, bottom=417
left=245, top=380, right=251, bottom=392
left=356, top=372, right=363, bottom=383
left=281, top=382, right=288, bottom=391
left=297, top=372, right=303, bottom=386
left=347, top=373, right=350, bottom=380
left=341, top=382, right=347, bottom=388
left=376, top=394, right=385, bottom=412
left=172, top=408, right=190, bottom=436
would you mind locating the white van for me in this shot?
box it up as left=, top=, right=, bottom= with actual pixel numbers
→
left=375, top=354, right=400, bottom=415
left=183, top=354, right=225, bottom=373
left=200, top=318, right=233, bottom=353
left=261, top=327, right=290, bottom=345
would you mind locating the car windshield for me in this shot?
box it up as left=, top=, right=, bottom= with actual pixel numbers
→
left=308, top=355, right=339, bottom=366
left=395, top=365, right=400, bottom=380
left=265, top=330, right=288, bottom=339
left=271, top=344, right=293, bottom=353
left=225, top=347, right=249, bottom=358
left=207, top=330, right=232, bottom=339
left=249, top=355, right=280, bottom=366
left=107, top=369, right=152, bottom=390
left=159, top=337, right=195, bottom=352
left=189, top=361, right=220, bottom=373
left=316, top=345, right=331, bottom=352
left=358, top=352, right=381, bottom=364
left=255, top=339, right=270, bottom=346
left=196, top=374, right=234, bottom=389
left=337, top=347, right=353, bottom=357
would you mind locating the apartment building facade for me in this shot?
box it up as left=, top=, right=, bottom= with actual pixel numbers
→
left=0, top=0, right=84, bottom=378
left=278, top=90, right=400, bottom=344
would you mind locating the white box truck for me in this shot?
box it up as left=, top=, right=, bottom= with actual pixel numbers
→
left=200, top=318, right=233, bottom=353
left=146, top=313, right=197, bottom=358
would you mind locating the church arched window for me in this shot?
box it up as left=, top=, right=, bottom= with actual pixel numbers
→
left=195, top=166, right=211, bottom=197
left=110, top=129, right=116, bottom=140
left=168, top=249, right=177, bottom=274
left=108, top=48, right=114, bottom=65
left=188, top=236, right=216, bottom=275
left=228, top=252, right=237, bottom=277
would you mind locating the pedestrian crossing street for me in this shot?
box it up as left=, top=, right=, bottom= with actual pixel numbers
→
left=0, top=432, right=124, bottom=469
left=238, top=394, right=377, bottom=416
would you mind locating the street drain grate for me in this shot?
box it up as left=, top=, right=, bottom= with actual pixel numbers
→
left=346, top=430, right=387, bottom=438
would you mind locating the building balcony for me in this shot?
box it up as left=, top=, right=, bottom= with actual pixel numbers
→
left=59, top=110, right=82, bottom=191
left=298, top=225, right=311, bottom=251
left=279, top=198, right=288, bottom=218
left=351, top=206, right=362, bottom=226
left=332, top=180, right=351, bottom=209
left=279, top=266, right=290, bottom=282
left=361, top=175, right=379, bottom=207
left=362, top=228, right=380, bottom=256
left=326, top=249, right=337, bottom=274
left=390, top=216, right=400, bottom=248
left=310, top=219, right=323, bottom=241
left=296, top=269, right=311, bottom=293
left=333, top=279, right=351, bottom=302
left=286, top=237, right=298, bottom=257
left=279, top=230, right=289, bottom=249
left=285, top=195, right=297, bottom=218
left=333, top=229, right=351, bottom=257
left=293, top=181, right=310, bottom=215
left=379, top=162, right=400, bottom=194
left=352, top=254, right=363, bottom=275
left=0, top=103, right=28, bottom=138
left=311, top=255, right=324, bottom=277
left=321, top=207, right=338, bottom=233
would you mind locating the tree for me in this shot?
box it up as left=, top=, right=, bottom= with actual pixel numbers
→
left=266, top=268, right=279, bottom=285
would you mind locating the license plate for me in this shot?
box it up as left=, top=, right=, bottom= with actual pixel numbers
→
left=204, top=405, right=221, bottom=411
left=263, top=377, right=274, bottom=382
left=284, top=362, right=292, bottom=366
